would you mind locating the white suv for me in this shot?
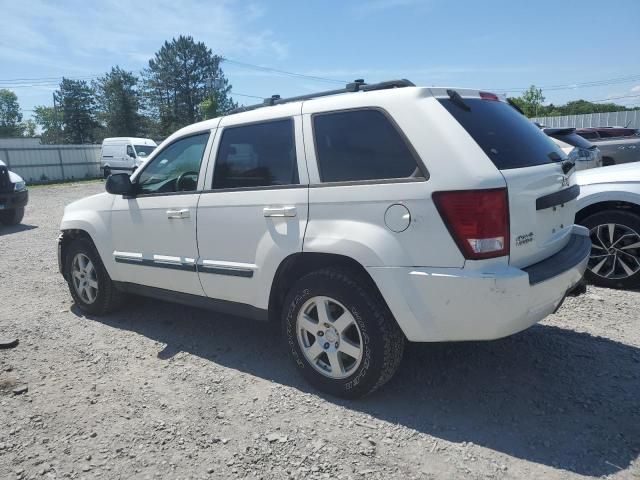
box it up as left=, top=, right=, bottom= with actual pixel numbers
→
left=58, top=80, right=591, bottom=398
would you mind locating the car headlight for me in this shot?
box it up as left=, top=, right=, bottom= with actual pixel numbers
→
left=567, top=147, right=594, bottom=162
left=14, top=181, right=26, bottom=191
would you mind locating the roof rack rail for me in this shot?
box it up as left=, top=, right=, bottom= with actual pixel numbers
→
left=228, top=78, right=415, bottom=114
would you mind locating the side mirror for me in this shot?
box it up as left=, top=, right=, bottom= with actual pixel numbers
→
left=105, top=173, right=135, bottom=196
left=128, top=151, right=136, bottom=159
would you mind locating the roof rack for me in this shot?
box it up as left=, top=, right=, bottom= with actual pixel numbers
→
left=228, top=78, right=415, bottom=114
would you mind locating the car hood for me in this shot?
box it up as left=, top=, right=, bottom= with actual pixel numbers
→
left=64, top=192, right=113, bottom=213
left=576, top=162, right=640, bottom=186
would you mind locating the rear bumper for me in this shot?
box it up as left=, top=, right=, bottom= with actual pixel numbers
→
left=368, top=225, right=590, bottom=342
left=0, top=189, right=28, bottom=210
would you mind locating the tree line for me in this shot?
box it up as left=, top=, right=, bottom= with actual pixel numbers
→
left=0, top=35, right=236, bottom=143
left=508, top=85, right=639, bottom=118
left=1, top=41, right=638, bottom=143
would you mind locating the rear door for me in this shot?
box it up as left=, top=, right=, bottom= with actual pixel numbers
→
left=196, top=108, right=308, bottom=310
left=438, top=93, right=577, bottom=267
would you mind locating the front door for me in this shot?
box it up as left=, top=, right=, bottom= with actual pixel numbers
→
left=110, top=131, right=213, bottom=295
left=196, top=109, right=308, bottom=310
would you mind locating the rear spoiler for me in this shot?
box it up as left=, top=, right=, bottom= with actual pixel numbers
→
left=543, top=127, right=576, bottom=136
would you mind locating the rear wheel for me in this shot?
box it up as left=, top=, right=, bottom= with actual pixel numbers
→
left=282, top=267, right=405, bottom=398
left=64, top=237, right=126, bottom=314
left=0, top=207, right=24, bottom=225
left=580, top=209, right=640, bottom=289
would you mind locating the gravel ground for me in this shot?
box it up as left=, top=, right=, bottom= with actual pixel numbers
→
left=0, top=182, right=638, bottom=480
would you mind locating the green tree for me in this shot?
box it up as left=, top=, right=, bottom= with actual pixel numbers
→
left=56, top=78, right=99, bottom=143
left=33, top=106, right=63, bottom=144
left=0, top=89, right=23, bottom=137
left=94, top=66, right=143, bottom=137
left=143, top=35, right=236, bottom=136
left=509, top=85, right=545, bottom=117
left=199, top=96, right=218, bottom=120
left=21, top=119, right=37, bottom=137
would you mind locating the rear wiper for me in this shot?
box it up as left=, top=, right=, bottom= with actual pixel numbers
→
left=446, top=89, right=470, bottom=111
left=507, top=98, right=525, bottom=115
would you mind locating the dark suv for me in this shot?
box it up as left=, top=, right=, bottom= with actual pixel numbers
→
left=576, top=127, right=639, bottom=140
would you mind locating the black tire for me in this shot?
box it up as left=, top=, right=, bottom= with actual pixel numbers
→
left=580, top=209, right=640, bottom=289
left=103, top=167, right=111, bottom=179
left=282, top=267, right=405, bottom=399
left=64, top=237, right=126, bottom=315
left=602, top=157, right=615, bottom=167
left=0, top=207, right=24, bottom=225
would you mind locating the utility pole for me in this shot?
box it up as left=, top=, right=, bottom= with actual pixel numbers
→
left=52, top=92, right=60, bottom=144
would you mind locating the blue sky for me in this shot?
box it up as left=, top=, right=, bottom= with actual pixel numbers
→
left=2, top=0, right=639, bottom=119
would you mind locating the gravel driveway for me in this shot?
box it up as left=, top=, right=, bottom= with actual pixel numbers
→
left=1, top=182, right=638, bottom=479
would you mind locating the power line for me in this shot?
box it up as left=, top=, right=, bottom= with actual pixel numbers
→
left=590, top=94, right=640, bottom=103
left=496, top=73, right=640, bottom=93
left=221, top=57, right=347, bottom=85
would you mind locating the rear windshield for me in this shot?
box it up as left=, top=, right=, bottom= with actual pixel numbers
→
left=439, top=98, right=564, bottom=170
left=545, top=131, right=593, bottom=150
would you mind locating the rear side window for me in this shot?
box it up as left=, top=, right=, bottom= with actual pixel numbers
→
left=213, top=119, right=299, bottom=189
left=439, top=98, right=564, bottom=170
left=313, top=109, right=423, bottom=183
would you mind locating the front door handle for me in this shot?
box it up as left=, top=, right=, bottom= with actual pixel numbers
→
left=263, top=206, right=297, bottom=217
left=166, top=208, right=190, bottom=219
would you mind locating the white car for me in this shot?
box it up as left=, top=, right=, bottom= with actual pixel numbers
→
left=100, top=137, right=157, bottom=178
left=58, top=80, right=590, bottom=397
left=576, top=162, right=640, bottom=289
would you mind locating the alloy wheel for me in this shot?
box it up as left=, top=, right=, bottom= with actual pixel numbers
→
left=71, top=253, right=99, bottom=304
left=588, top=223, right=640, bottom=280
left=296, top=296, right=363, bottom=379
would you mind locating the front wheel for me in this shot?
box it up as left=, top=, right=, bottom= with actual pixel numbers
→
left=64, top=238, right=126, bottom=314
left=580, top=209, right=640, bottom=289
left=282, top=267, right=405, bottom=398
left=103, top=166, right=111, bottom=179
left=0, top=207, right=24, bottom=225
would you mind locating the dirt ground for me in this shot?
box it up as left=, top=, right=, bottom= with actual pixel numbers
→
left=0, top=182, right=638, bottom=480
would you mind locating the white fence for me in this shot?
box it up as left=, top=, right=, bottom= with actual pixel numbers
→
left=0, top=145, right=102, bottom=184
left=532, top=110, right=640, bottom=130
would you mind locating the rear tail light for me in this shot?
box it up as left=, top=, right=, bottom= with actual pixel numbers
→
left=433, top=188, right=510, bottom=260
left=479, top=91, right=500, bottom=101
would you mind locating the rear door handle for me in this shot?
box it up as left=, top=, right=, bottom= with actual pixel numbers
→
left=166, top=208, right=190, bottom=219
left=263, top=206, right=297, bottom=217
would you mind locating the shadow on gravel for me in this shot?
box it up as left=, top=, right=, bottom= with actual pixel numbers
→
left=0, top=224, right=37, bottom=236
left=80, top=299, right=640, bottom=477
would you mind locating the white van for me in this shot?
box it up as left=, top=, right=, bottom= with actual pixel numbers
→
left=100, top=137, right=157, bottom=178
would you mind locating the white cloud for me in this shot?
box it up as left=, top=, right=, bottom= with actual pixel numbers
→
left=631, top=85, right=640, bottom=93
left=0, top=0, right=289, bottom=73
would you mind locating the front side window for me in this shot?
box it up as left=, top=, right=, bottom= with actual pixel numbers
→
left=313, top=109, right=422, bottom=183
left=126, top=145, right=135, bottom=158
left=213, top=119, right=299, bottom=189
left=137, top=133, right=209, bottom=194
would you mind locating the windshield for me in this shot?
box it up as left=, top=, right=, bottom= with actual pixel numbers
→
left=134, top=145, right=156, bottom=157
left=439, top=98, right=564, bottom=170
